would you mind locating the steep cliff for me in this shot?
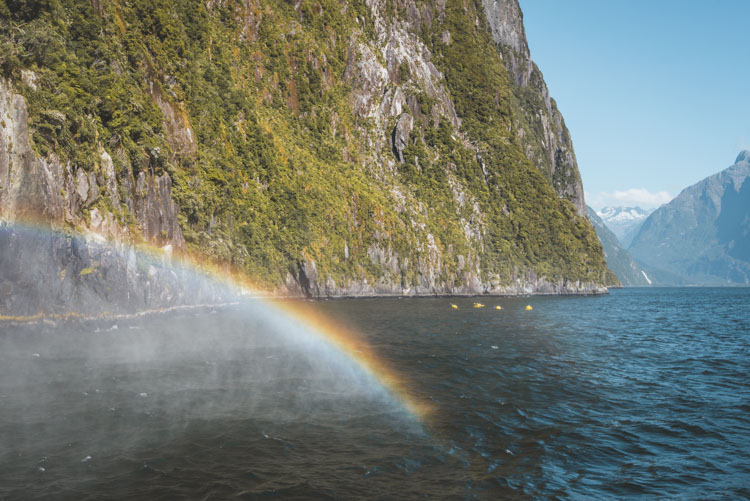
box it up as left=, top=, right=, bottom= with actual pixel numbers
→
left=0, top=0, right=610, bottom=308
left=629, top=152, right=750, bottom=285
left=482, top=0, right=586, bottom=216
left=0, top=79, right=183, bottom=246
left=0, top=75, right=208, bottom=315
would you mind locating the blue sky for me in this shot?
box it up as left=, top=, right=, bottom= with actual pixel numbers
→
left=518, top=0, right=750, bottom=209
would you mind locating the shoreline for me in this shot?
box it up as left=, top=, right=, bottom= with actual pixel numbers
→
left=0, top=288, right=611, bottom=327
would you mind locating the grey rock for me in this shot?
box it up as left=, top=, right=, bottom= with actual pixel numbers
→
left=482, top=0, right=531, bottom=86
left=481, top=0, right=586, bottom=217
left=87, top=171, right=99, bottom=206
left=76, top=169, right=90, bottom=204
left=0, top=78, right=185, bottom=248
left=146, top=78, right=196, bottom=159
left=0, top=224, right=233, bottom=317
left=281, top=238, right=607, bottom=298
left=0, top=77, right=193, bottom=316
left=392, top=113, right=413, bottom=162
left=100, top=150, right=120, bottom=209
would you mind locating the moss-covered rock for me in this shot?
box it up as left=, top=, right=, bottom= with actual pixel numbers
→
left=0, top=0, right=613, bottom=296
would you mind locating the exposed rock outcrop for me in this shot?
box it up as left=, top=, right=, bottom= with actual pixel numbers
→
left=0, top=77, right=198, bottom=316
left=482, top=0, right=531, bottom=86
left=284, top=237, right=608, bottom=297
left=392, top=113, right=413, bottom=162
left=482, top=0, right=587, bottom=216
left=0, top=78, right=184, bottom=248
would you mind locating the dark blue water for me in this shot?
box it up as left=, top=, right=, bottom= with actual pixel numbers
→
left=1, top=288, right=749, bottom=499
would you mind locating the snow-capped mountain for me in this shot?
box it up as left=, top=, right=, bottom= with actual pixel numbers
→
left=596, top=206, right=654, bottom=247
left=587, top=206, right=652, bottom=286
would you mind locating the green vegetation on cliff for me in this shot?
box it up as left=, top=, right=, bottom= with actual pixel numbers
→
left=0, top=0, right=612, bottom=293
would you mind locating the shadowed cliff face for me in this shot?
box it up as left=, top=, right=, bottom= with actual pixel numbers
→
left=717, top=176, right=750, bottom=262
left=0, top=225, right=234, bottom=317
left=482, top=0, right=587, bottom=216
left=0, top=0, right=611, bottom=308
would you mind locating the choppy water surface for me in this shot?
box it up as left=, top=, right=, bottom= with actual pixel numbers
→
left=1, top=288, right=749, bottom=499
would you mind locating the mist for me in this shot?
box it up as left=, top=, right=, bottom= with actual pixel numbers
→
left=0, top=299, right=419, bottom=487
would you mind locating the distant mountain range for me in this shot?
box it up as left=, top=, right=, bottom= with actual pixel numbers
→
left=596, top=206, right=653, bottom=248
left=628, top=151, right=750, bottom=285
left=587, top=207, right=652, bottom=286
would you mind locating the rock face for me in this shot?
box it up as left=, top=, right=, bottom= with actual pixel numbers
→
left=392, top=113, right=413, bottom=162
left=0, top=224, right=232, bottom=317
left=0, top=77, right=200, bottom=316
left=587, top=206, right=649, bottom=287
left=629, top=152, right=750, bottom=285
left=0, top=78, right=184, bottom=249
left=482, top=0, right=531, bottom=86
left=0, top=0, right=612, bottom=314
left=483, top=0, right=587, bottom=216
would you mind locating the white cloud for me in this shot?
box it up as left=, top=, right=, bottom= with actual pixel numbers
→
left=586, top=188, right=673, bottom=210
left=612, top=188, right=673, bottom=206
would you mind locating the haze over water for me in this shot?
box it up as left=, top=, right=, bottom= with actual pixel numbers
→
left=1, top=288, right=749, bottom=498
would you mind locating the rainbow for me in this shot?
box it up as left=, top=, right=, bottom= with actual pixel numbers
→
left=0, top=221, right=432, bottom=421
left=270, top=299, right=434, bottom=420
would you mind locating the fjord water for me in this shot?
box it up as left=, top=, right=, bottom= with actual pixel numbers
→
left=1, top=289, right=749, bottom=499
